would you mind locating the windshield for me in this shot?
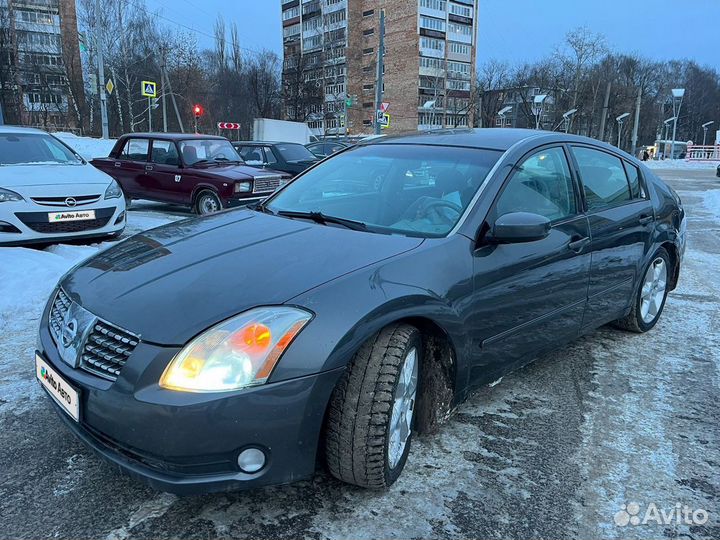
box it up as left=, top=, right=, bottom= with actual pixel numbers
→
left=266, top=144, right=502, bottom=237
left=276, top=143, right=316, bottom=162
left=0, top=133, right=83, bottom=166
left=179, top=139, right=242, bottom=166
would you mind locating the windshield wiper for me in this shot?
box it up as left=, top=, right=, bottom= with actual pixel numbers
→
left=250, top=202, right=275, bottom=215
left=276, top=210, right=367, bottom=231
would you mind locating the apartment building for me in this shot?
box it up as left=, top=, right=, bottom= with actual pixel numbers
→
left=281, top=0, right=478, bottom=137
left=0, top=0, right=84, bottom=129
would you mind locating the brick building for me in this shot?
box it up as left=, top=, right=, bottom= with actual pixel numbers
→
left=281, top=0, right=478, bottom=137
left=0, top=0, right=84, bottom=130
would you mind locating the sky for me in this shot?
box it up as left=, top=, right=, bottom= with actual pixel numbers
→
left=144, top=0, right=720, bottom=69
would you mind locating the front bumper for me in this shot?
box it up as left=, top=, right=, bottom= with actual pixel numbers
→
left=37, top=315, right=344, bottom=494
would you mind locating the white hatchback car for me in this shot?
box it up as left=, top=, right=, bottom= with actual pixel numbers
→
left=0, top=126, right=126, bottom=246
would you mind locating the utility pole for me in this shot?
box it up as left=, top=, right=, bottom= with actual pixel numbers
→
left=373, top=10, right=385, bottom=135
left=163, top=69, right=184, bottom=133
left=598, top=81, right=611, bottom=142
left=94, top=0, right=109, bottom=139
left=630, top=86, right=642, bottom=156
left=160, top=54, right=168, bottom=132
left=147, top=97, right=152, bottom=131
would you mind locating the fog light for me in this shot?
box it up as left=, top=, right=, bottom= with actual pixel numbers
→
left=114, top=212, right=125, bottom=225
left=237, top=448, right=265, bottom=473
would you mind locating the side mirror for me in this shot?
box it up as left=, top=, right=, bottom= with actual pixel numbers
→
left=489, top=212, right=551, bottom=244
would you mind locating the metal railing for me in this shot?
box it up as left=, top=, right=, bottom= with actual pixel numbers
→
left=686, top=145, right=720, bottom=161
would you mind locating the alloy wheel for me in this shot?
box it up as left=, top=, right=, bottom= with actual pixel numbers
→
left=388, top=347, right=418, bottom=470
left=640, top=257, right=667, bottom=324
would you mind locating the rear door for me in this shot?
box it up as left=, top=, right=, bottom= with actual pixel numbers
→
left=569, top=145, right=654, bottom=329
left=113, top=138, right=150, bottom=198
left=147, top=139, right=187, bottom=204
left=468, top=145, right=591, bottom=383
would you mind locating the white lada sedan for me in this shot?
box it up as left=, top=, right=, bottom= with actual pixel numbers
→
left=0, top=126, right=125, bottom=246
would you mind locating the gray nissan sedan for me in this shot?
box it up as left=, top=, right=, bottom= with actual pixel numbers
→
left=36, top=128, right=685, bottom=494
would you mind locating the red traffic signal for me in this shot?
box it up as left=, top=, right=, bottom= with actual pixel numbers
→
left=193, top=104, right=204, bottom=118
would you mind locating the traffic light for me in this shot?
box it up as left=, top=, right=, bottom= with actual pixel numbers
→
left=193, top=104, right=203, bottom=118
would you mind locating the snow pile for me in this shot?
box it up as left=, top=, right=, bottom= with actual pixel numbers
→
left=702, top=189, right=720, bottom=220
left=53, top=132, right=116, bottom=160
left=645, top=160, right=719, bottom=170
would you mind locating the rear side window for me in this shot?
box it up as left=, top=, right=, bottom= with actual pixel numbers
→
left=623, top=161, right=646, bottom=198
left=263, top=147, right=278, bottom=165
left=120, top=139, right=149, bottom=162
left=572, top=146, right=631, bottom=210
left=150, top=140, right=180, bottom=166
left=496, top=147, right=577, bottom=221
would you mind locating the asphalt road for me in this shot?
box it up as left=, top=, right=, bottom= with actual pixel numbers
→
left=1, top=169, right=718, bottom=540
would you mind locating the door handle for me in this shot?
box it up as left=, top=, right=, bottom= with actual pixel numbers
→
left=145, top=165, right=154, bottom=171
left=114, top=162, right=121, bottom=168
left=638, top=215, right=653, bottom=225
left=568, top=237, right=590, bottom=253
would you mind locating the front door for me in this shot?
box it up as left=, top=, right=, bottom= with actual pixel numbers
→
left=113, top=138, right=150, bottom=197
left=146, top=139, right=187, bottom=204
left=468, top=145, right=591, bottom=385
left=569, top=145, right=654, bottom=329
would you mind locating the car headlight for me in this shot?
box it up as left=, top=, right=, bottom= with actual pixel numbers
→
left=0, top=188, right=24, bottom=203
left=104, top=179, right=123, bottom=200
left=234, top=181, right=252, bottom=193
left=159, top=307, right=312, bottom=392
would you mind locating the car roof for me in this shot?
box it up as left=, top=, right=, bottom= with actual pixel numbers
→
left=233, top=141, right=306, bottom=146
left=121, top=132, right=228, bottom=141
left=0, top=125, right=49, bottom=135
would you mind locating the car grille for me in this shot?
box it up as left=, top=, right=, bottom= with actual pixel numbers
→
left=31, top=195, right=101, bottom=207
left=20, top=215, right=111, bottom=234
left=48, top=288, right=72, bottom=343
left=48, top=289, right=140, bottom=381
left=253, top=175, right=282, bottom=193
left=80, top=320, right=139, bottom=380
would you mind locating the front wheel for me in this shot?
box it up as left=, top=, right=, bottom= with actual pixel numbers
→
left=194, top=190, right=222, bottom=215
left=325, top=324, right=420, bottom=488
left=613, top=248, right=670, bottom=333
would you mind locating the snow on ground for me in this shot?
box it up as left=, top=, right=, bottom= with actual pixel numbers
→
left=53, top=132, right=116, bottom=160
left=703, top=189, right=720, bottom=220
left=645, top=159, right=719, bottom=170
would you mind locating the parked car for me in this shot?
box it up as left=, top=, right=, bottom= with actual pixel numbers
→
left=92, top=133, right=291, bottom=215
left=233, top=141, right=319, bottom=176
left=37, top=128, right=685, bottom=494
left=716, top=163, right=719, bottom=177
left=306, top=140, right=350, bottom=158
left=0, top=126, right=125, bottom=246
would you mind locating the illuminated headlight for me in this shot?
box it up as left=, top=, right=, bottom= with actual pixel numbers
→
left=159, top=307, right=312, bottom=392
left=234, top=181, right=252, bottom=193
left=104, top=179, right=123, bottom=200
left=0, top=188, right=24, bottom=203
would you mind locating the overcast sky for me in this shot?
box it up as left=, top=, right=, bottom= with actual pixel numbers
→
left=145, top=0, right=720, bottom=69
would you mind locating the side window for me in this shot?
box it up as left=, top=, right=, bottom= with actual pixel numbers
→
left=623, top=161, right=646, bottom=199
left=263, top=147, right=278, bottom=165
left=496, top=147, right=577, bottom=221
left=120, top=139, right=149, bottom=162
left=239, top=146, right=264, bottom=165
left=572, top=146, right=631, bottom=210
left=150, top=140, right=179, bottom=166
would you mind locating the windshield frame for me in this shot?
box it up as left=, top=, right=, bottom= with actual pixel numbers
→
left=263, top=143, right=504, bottom=239
left=0, top=132, right=86, bottom=166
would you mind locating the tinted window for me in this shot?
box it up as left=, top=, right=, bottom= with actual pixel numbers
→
left=328, top=143, right=345, bottom=154
left=496, top=147, right=576, bottom=221
left=150, top=140, right=180, bottom=166
left=121, top=139, right=149, bottom=161
left=573, top=147, right=631, bottom=210
left=264, top=147, right=278, bottom=165
left=276, top=143, right=316, bottom=161
left=624, top=161, right=645, bottom=198
left=0, top=133, right=83, bottom=165
left=238, top=146, right=264, bottom=165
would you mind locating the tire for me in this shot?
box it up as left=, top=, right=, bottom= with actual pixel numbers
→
left=123, top=191, right=131, bottom=209
left=325, top=324, right=421, bottom=489
left=194, top=190, right=222, bottom=215
left=613, top=247, right=671, bottom=333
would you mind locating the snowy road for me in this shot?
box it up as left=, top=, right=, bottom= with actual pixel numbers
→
left=1, top=170, right=718, bottom=540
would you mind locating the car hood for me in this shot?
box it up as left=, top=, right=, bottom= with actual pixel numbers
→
left=194, top=164, right=288, bottom=180
left=0, top=163, right=112, bottom=189
left=61, top=210, right=423, bottom=345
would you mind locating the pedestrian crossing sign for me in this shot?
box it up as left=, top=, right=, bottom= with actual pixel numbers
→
left=141, top=80, right=157, bottom=98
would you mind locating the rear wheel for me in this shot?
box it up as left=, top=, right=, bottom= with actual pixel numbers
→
left=613, top=248, right=670, bottom=333
left=325, top=324, right=420, bottom=488
left=194, top=190, right=222, bottom=215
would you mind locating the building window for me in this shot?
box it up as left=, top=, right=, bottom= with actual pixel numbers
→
left=363, top=28, right=375, bottom=36
left=324, top=9, right=346, bottom=26
left=282, top=6, right=300, bottom=20
left=420, top=0, right=446, bottom=11
left=449, top=2, right=473, bottom=18
left=448, top=22, right=473, bottom=35
left=420, top=56, right=445, bottom=70
left=447, top=60, right=471, bottom=78
left=420, top=37, right=444, bottom=51
left=17, top=10, right=54, bottom=25
left=449, top=41, right=471, bottom=55
left=362, top=9, right=374, bottom=17
left=420, top=15, right=446, bottom=32
left=363, top=84, right=374, bottom=91
left=447, top=79, right=471, bottom=91
left=363, top=47, right=374, bottom=55
left=283, top=23, right=301, bottom=38
left=418, top=112, right=444, bottom=126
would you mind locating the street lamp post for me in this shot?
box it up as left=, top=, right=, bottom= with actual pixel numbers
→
left=497, top=106, right=512, bottom=128
left=669, top=88, right=685, bottom=160
left=616, top=112, right=630, bottom=149
left=702, top=121, right=714, bottom=146
left=562, top=108, right=578, bottom=133
left=661, top=117, right=676, bottom=159
left=533, top=94, right=548, bottom=130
